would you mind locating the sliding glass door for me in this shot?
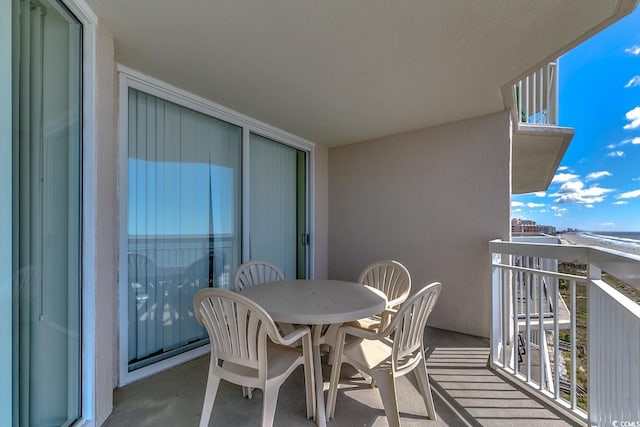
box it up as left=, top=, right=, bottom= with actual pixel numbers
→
left=249, top=134, right=308, bottom=279
left=121, top=72, right=311, bottom=380
left=127, top=89, right=242, bottom=371
left=13, top=0, right=83, bottom=424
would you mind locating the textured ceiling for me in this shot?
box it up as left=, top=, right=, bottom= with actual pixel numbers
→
left=87, top=0, right=632, bottom=145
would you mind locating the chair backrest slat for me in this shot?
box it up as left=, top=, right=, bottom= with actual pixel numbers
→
left=234, top=260, right=285, bottom=292
left=389, top=282, right=442, bottom=369
left=194, top=288, right=280, bottom=370
left=358, top=260, right=411, bottom=307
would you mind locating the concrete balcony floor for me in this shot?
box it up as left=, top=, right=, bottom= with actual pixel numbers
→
left=104, top=327, right=581, bottom=426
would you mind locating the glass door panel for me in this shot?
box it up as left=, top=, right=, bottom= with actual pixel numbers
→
left=127, top=89, right=241, bottom=370
left=14, top=0, right=82, bottom=424
left=249, top=134, right=308, bottom=278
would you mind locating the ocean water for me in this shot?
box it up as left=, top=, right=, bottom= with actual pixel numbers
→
left=577, top=231, right=640, bottom=252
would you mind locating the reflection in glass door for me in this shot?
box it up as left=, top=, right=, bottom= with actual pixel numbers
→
left=126, top=89, right=242, bottom=371
left=13, top=0, right=83, bottom=424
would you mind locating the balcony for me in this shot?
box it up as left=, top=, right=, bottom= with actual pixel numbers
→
left=105, top=237, right=640, bottom=426
left=508, top=63, right=575, bottom=194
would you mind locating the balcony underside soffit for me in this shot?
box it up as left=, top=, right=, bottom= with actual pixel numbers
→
left=512, top=124, right=574, bottom=195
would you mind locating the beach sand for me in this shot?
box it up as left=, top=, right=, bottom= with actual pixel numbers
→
left=558, top=232, right=640, bottom=257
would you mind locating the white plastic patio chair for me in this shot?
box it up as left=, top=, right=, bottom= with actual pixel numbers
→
left=326, top=282, right=442, bottom=426
left=354, top=259, right=412, bottom=331
left=324, top=260, right=411, bottom=368
left=193, top=288, right=315, bottom=427
left=234, top=260, right=291, bottom=398
left=234, top=260, right=285, bottom=292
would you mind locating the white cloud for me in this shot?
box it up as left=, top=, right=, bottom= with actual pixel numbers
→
left=527, top=202, right=545, bottom=208
left=552, top=179, right=613, bottom=204
left=511, top=201, right=524, bottom=207
left=557, top=166, right=569, bottom=171
left=586, top=171, right=611, bottom=181
left=512, top=208, right=522, bottom=213
left=633, top=177, right=640, bottom=181
left=625, top=45, right=640, bottom=55
left=581, top=186, right=613, bottom=197
left=585, top=204, right=594, bottom=208
left=534, top=191, right=546, bottom=198
left=623, top=106, right=640, bottom=130
left=551, top=173, right=579, bottom=184
left=558, top=180, right=584, bottom=193
left=625, top=76, right=640, bottom=88
left=613, top=201, right=629, bottom=205
left=602, top=222, right=615, bottom=227
left=539, top=209, right=548, bottom=213
left=609, top=137, right=640, bottom=149
left=607, top=151, right=625, bottom=157
left=619, top=189, right=640, bottom=199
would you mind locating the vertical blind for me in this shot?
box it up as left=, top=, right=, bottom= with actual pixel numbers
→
left=127, top=89, right=241, bottom=369
left=249, top=134, right=298, bottom=278
left=15, top=0, right=82, bottom=424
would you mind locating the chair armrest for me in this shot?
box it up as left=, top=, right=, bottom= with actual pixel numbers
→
left=386, top=296, right=406, bottom=309
left=339, top=324, right=386, bottom=341
left=382, top=307, right=397, bottom=316
left=276, top=325, right=311, bottom=346
left=379, top=307, right=398, bottom=330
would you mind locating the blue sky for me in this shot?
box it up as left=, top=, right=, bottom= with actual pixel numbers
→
left=512, top=7, right=640, bottom=232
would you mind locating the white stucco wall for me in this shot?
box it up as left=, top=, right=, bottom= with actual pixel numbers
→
left=94, top=22, right=117, bottom=426
left=328, top=111, right=511, bottom=338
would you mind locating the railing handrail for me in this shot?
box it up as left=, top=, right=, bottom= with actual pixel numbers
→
left=490, top=238, right=640, bottom=289
left=492, top=262, right=587, bottom=283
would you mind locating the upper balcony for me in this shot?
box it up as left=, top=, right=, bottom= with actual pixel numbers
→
left=507, top=63, right=575, bottom=195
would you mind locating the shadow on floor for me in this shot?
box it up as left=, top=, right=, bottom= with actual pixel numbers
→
left=103, top=327, right=581, bottom=426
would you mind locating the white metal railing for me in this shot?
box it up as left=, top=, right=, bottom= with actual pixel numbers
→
left=490, top=239, right=640, bottom=425
left=514, top=62, right=558, bottom=125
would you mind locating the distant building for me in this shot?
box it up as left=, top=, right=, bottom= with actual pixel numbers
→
left=511, top=219, right=557, bottom=234
left=511, top=218, right=540, bottom=233
left=538, top=225, right=556, bottom=235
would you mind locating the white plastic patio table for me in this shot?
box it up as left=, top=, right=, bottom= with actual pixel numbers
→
left=240, top=279, right=387, bottom=427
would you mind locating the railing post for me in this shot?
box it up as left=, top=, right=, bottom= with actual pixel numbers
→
left=513, top=61, right=558, bottom=126
left=490, top=248, right=502, bottom=369
left=549, top=62, right=558, bottom=124
left=587, top=262, right=601, bottom=424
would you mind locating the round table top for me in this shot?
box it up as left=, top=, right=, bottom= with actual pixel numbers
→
left=240, top=279, right=387, bottom=325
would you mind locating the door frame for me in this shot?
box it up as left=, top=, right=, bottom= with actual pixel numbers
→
left=117, top=65, right=315, bottom=385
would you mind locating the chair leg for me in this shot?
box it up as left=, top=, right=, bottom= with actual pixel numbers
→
left=373, top=371, right=401, bottom=427
left=242, top=386, right=253, bottom=399
left=302, top=334, right=316, bottom=420
left=325, top=331, right=346, bottom=420
left=323, top=323, right=341, bottom=365
left=199, top=371, right=221, bottom=427
left=261, top=383, right=281, bottom=427
left=414, top=359, right=437, bottom=421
